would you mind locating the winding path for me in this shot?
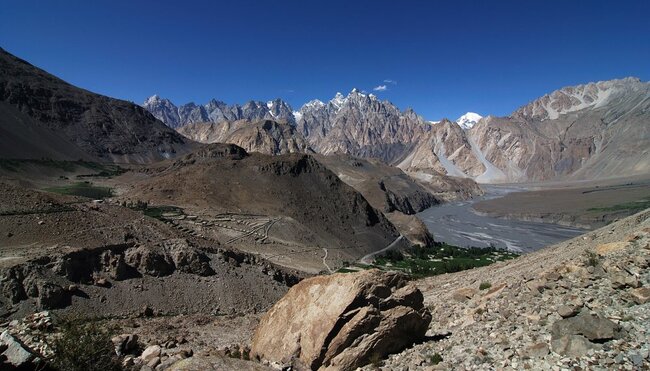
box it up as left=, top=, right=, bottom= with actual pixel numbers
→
left=322, top=248, right=334, bottom=273
left=359, top=235, right=404, bottom=265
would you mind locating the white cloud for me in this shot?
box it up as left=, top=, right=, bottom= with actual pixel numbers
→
left=383, top=79, right=397, bottom=85
left=373, top=85, right=388, bottom=91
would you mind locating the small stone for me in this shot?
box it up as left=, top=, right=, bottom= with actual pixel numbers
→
left=526, top=279, right=547, bottom=294
left=0, top=331, right=35, bottom=367
left=630, top=287, right=650, bottom=304
left=614, top=353, right=625, bottom=364
left=146, top=356, right=160, bottom=369
left=521, top=342, right=550, bottom=359
left=112, top=334, right=139, bottom=356
left=551, top=335, right=598, bottom=358
left=557, top=305, right=580, bottom=318
left=629, top=353, right=644, bottom=367
left=141, top=345, right=162, bottom=363
left=545, top=272, right=562, bottom=281
left=122, top=355, right=134, bottom=367
left=610, top=271, right=640, bottom=289
left=38, top=220, right=45, bottom=225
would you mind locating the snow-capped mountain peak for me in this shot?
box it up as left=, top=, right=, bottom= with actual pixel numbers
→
left=330, top=92, right=347, bottom=110
left=456, top=112, right=483, bottom=129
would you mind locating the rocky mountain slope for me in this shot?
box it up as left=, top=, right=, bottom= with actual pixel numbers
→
left=177, top=120, right=312, bottom=155
left=295, top=89, right=430, bottom=165
left=369, top=208, right=650, bottom=370
left=0, top=181, right=302, bottom=320
left=402, top=78, right=650, bottom=183
left=314, top=153, right=483, bottom=246
left=0, top=48, right=192, bottom=163
left=120, top=144, right=406, bottom=272
left=143, top=96, right=295, bottom=128
left=473, top=77, right=650, bottom=182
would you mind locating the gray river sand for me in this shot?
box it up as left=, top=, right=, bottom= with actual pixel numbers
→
left=418, top=185, right=586, bottom=253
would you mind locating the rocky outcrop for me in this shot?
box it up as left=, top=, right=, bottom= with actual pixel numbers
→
left=0, top=236, right=305, bottom=314
left=0, top=330, right=40, bottom=368
left=251, top=270, right=431, bottom=370
left=550, top=311, right=623, bottom=357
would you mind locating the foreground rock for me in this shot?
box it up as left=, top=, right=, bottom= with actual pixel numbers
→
left=0, top=330, right=39, bottom=368
left=251, top=269, right=431, bottom=370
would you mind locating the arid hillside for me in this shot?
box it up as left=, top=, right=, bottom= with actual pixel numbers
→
left=0, top=48, right=193, bottom=163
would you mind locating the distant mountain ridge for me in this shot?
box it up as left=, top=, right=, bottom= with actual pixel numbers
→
left=144, top=77, right=649, bottom=183
left=143, top=95, right=295, bottom=128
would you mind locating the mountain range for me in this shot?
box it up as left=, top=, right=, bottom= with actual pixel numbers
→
left=143, top=95, right=295, bottom=129
left=1, top=45, right=646, bottom=184
left=145, top=78, right=650, bottom=183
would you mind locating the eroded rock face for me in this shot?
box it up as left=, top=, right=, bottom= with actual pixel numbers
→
left=251, top=270, right=431, bottom=370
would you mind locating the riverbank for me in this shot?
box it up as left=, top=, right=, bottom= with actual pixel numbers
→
left=473, top=177, right=650, bottom=229
left=416, top=185, right=586, bottom=253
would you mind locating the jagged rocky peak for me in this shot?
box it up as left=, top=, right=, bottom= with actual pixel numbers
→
left=142, top=94, right=182, bottom=128
left=512, top=77, right=647, bottom=121
left=456, top=112, right=483, bottom=129
left=142, top=95, right=296, bottom=128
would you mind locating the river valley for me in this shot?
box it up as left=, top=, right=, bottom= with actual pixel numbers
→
left=418, top=185, right=587, bottom=253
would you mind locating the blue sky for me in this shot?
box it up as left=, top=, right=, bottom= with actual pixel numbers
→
left=1, top=0, right=648, bottom=120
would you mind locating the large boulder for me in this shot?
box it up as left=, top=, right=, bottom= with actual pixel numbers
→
left=251, top=270, right=431, bottom=370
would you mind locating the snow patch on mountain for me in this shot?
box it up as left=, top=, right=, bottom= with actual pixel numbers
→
left=456, top=112, right=483, bottom=130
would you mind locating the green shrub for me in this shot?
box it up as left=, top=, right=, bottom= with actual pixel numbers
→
left=479, top=282, right=492, bottom=290
left=49, top=320, right=122, bottom=371
left=429, top=353, right=443, bottom=365
left=585, top=251, right=599, bottom=267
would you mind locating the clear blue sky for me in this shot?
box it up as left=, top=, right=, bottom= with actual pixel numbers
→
left=1, top=0, right=648, bottom=120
